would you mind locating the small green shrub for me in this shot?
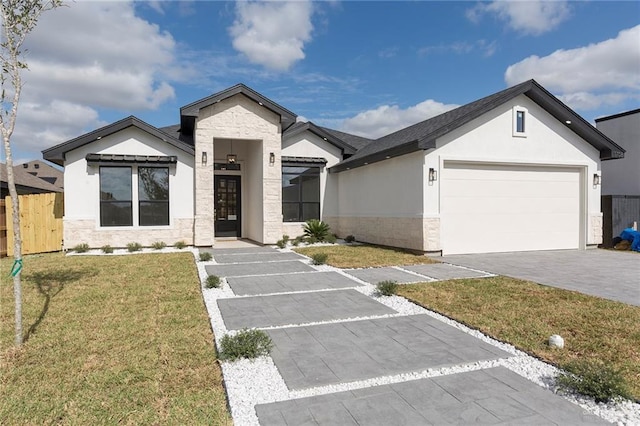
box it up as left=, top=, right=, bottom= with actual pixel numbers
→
left=303, top=219, right=331, bottom=241
left=376, top=280, right=398, bottom=296
left=72, top=243, right=90, bottom=253
left=127, top=242, right=142, bottom=252
left=311, top=252, right=328, bottom=265
left=101, top=245, right=113, bottom=254
left=344, top=235, right=356, bottom=243
left=199, top=252, right=213, bottom=262
left=305, top=236, right=318, bottom=244
left=174, top=240, right=187, bottom=249
left=276, top=239, right=286, bottom=249
left=219, top=329, right=273, bottom=361
left=557, top=360, right=631, bottom=403
left=282, top=234, right=290, bottom=243
left=205, top=275, right=221, bottom=289
left=151, top=241, right=167, bottom=250
left=292, top=236, right=304, bottom=246
left=325, top=233, right=337, bottom=244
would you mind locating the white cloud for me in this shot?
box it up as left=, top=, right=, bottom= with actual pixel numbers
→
left=467, top=1, right=570, bottom=35
left=229, top=0, right=314, bottom=71
left=340, top=99, right=459, bottom=139
left=505, top=25, right=640, bottom=110
left=9, top=1, right=181, bottom=158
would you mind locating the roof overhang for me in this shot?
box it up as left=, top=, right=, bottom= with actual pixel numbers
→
left=86, top=154, right=178, bottom=165
left=283, top=122, right=356, bottom=155
left=42, top=116, right=194, bottom=166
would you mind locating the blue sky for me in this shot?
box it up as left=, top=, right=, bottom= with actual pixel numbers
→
left=5, top=0, right=640, bottom=163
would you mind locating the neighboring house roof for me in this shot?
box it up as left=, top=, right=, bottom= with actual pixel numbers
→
left=283, top=122, right=356, bottom=155
left=1, top=162, right=62, bottom=194
left=595, top=108, right=640, bottom=123
left=319, top=127, right=375, bottom=151
left=179, top=83, right=297, bottom=137
left=18, top=160, right=64, bottom=190
left=159, top=123, right=194, bottom=146
left=42, top=116, right=194, bottom=166
left=331, top=79, right=626, bottom=172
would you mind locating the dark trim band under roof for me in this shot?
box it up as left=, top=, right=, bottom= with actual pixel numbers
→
left=595, top=108, right=640, bottom=123
left=86, top=154, right=178, bottom=165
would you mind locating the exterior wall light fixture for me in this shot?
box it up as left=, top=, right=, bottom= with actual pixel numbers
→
left=201, top=151, right=207, bottom=166
left=593, top=173, right=601, bottom=186
left=270, top=152, right=275, bottom=165
left=429, top=167, right=438, bottom=182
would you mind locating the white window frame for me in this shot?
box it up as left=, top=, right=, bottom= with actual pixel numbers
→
left=512, top=106, right=528, bottom=138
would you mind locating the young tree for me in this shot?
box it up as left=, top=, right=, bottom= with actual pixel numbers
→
left=1, top=0, right=62, bottom=345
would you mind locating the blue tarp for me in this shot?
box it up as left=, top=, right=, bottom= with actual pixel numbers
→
left=619, top=228, right=640, bottom=252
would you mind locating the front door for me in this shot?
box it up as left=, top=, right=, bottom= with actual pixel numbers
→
left=215, top=175, right=241, bottom=237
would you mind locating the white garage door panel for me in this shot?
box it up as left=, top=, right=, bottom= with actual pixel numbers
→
left=442, top=163, right=581, bottom=255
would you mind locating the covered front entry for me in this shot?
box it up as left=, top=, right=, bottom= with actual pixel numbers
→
left=215, top=175, right=241, bottom=237
left=440, top=161, right=582, bottom=255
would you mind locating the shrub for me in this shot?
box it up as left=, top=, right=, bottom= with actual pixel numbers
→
left=205, top=275, right=221, bottom=289
left=219, top=329, right=273, bottom=361
left=292, top=236, right=303, bottom=247
left=151, top=241, right=166, bottom=250
left=199, top=252, right=213, bottom=262
left=101, top=245, right=113, bottom=254
left=276, top=239, right=286, bottom=249
left=303, top=219, right=331, bottom=241
left=72, top=243, right=90, bottom=253
left=325, top=233, right=337, bottom=244
left=376, top=280, right=398, bottom=297
left=282, top=234, right=290, bottom=243
left=305, top=236, right=318, bottom=245
left=344, top=235, right=356, bottom=243
left=127, top=242, right=142, bottom=252
left=174, top=240, right=187, bottom=249
left=311, top=252, right=328, bottom=265
left=557, top=360, right=631, bottom=403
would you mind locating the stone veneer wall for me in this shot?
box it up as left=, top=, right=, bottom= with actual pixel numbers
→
left=589, top=213, right=603, bottom=246
left=325, top=216, right=440, bottom=252
left=63, top=218, right=195, bottom=249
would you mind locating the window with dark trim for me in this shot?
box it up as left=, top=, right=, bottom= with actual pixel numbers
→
left=100, top=166, right=132, bottom=226
left=282, top=165, right=320, bottom=222
left=138, top=167, right=169, bottom=226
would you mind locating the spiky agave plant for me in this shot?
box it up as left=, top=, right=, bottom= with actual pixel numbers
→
left=303, top=219, right=331, bottom=241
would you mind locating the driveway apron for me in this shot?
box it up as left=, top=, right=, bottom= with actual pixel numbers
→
left=205, top=248, right=609, bottom=425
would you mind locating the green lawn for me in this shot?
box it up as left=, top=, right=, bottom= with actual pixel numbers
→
left=1, top=252, right=231, bottom=425
left=294, top=244, right=438, bottom=268
left=398, top=277, right=640, bottom=400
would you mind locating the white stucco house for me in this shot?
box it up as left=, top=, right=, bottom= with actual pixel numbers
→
left=42, top=80, right=624, bottom=255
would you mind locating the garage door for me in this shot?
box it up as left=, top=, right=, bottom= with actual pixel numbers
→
left=441, top=162, right=582, bottom=255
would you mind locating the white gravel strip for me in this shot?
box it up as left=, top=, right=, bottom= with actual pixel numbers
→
left=202, top=246, right=640, bottom=426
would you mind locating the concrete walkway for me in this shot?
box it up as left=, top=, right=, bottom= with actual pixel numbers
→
left=444, top=249, right=640, bottom=306
left=205, top=247, right=608, bottom=425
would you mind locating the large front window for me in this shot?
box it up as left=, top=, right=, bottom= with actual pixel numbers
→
left=99, top=166, right=170, bottom=227
left=282, top=166, right=320, bottom=222
left=138, top=167, right=169, bottom=226
left=100, top=167, right=132, bottom=226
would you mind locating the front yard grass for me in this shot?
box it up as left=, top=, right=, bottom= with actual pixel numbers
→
left=398, top=276, right=640, bottom=400
left=0, top=252, right=231, bottom=425
left=294, top=244, right=438, bottom=268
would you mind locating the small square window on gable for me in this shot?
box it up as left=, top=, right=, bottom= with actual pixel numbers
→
left=512, top=106, right=528, bottom=137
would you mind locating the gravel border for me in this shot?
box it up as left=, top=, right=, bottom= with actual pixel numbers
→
left=201, top=246, right=640, bottom=426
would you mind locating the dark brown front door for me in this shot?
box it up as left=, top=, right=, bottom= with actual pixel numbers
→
left=215, top=175, right=241, bottom=237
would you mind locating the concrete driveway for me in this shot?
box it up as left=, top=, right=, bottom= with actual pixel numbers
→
left=443, top=249, right=640, bottom=306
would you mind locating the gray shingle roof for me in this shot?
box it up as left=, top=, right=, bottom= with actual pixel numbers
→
left=330, top=79, right=625, bottom=172
left=283, top=122, right=356, bottom=155
left=1, top=162, right=62, bottom=193
left=319, top=127, right=375, bottom=151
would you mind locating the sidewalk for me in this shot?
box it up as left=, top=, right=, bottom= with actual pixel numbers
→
left=200, top=246, right=608, bottom=425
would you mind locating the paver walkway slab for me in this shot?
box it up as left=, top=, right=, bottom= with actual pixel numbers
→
left=345, top=267, right=430, bottom=284
left=228, top=271, right=362, bottom=296
left=203, top=246, right=277, bottom=255
left=205, top=261, right=314, bottom=278
left=267, top=314, right=509, bottom=390
left=255, top=366, right=607, bottom=425
left=403, top=263, right=492, bottom=280
left=218, top=289, right=397, bottom=330
left=444, top=250, right=640, bottom=306
left=213, top=251, right=305, bottom=264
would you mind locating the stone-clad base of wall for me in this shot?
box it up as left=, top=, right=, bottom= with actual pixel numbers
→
left=64, top=218, right=195, bottom=249
left=589, top=213, right=603, bottom=245
left=325, top=216, right=440, bottom=252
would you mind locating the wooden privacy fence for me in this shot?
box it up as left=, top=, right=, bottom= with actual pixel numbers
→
left=4, top=193, right=64, bottom=256
left=0, top=199, right=6, bottom=257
